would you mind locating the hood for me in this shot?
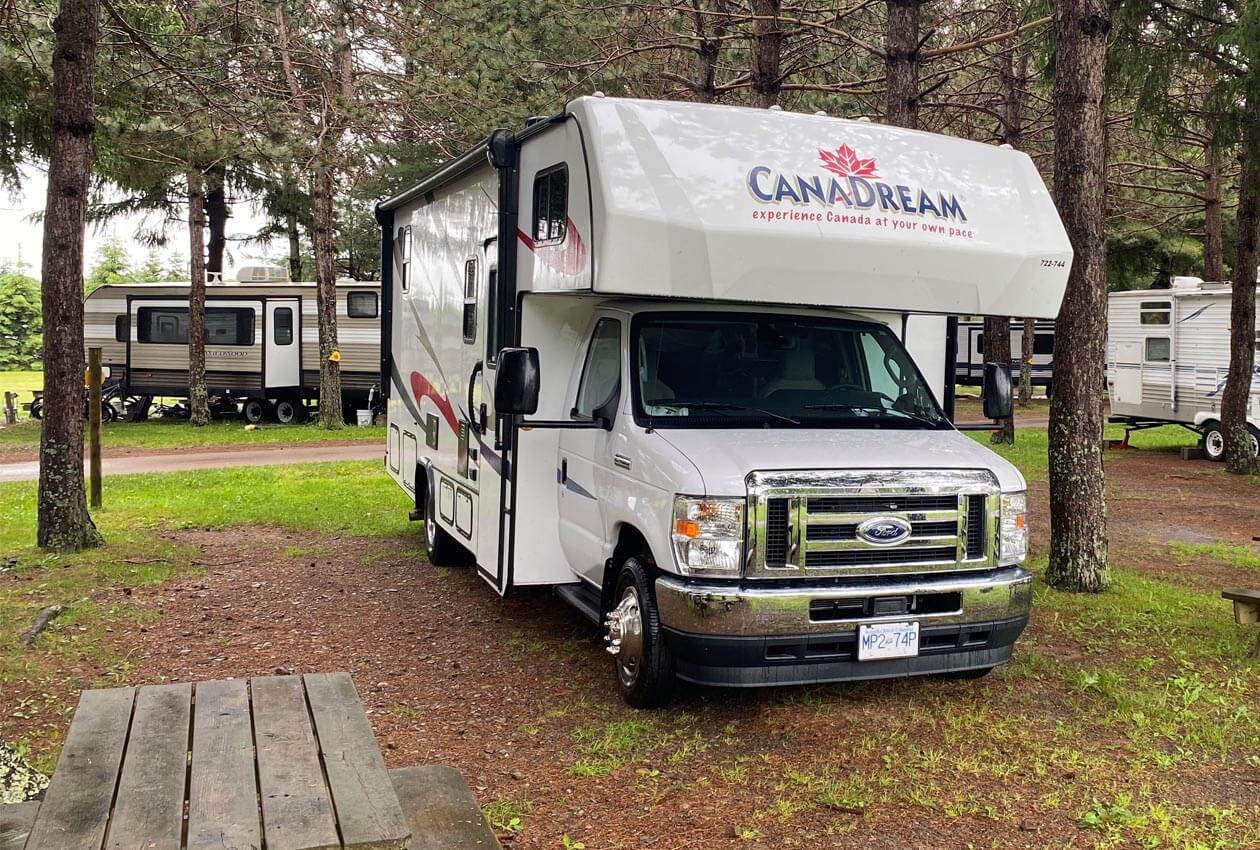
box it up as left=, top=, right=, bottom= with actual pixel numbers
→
left=653, top=427, right=1025, bottom=495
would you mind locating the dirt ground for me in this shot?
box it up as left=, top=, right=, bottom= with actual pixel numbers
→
left=3, top=448, right=1258, bottom=849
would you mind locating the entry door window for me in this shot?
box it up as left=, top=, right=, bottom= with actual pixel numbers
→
left=575, top=319, right=621, bottom=419
left=274, top=307, right=293, bottom=345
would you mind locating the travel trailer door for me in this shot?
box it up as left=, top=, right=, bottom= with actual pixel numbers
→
left=264, top=299, right=300, bottom=392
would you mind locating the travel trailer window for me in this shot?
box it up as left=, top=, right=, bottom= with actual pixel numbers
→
left=397, top=225, right=412, bottom=292
left=575, top=319, right=621, bottom=419
left=633, top=313, right=946, bottom=429
left=462, top=259, right=477, bottom=343
left=136, top=307, right=255, bottom=346
left=532, top=165, right=568, bottom=244
left=274, top=308, right=293, bottom=345
left=1144, top=337, right=1171, bottom=363
left=1140, top=301, right=1171, bottom=325
left=1034, top=334, right=1054, bottom=355
left=114, top=315, right=128, bottom=343
left=347, top=291, right=378, bottom=318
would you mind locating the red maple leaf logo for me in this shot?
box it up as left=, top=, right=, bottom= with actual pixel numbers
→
left=819, top=145, right=879, bottom=179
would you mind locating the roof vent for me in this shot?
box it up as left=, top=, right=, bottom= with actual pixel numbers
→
left=1170, top=276, right=1203, bottom=291
left=768, top=104, right=783, bottom=111
left=855, top=116, right=872, bottom=123
left=235, top=264, right=291, bottom=284
left=592, top=90, right=606, bottom=98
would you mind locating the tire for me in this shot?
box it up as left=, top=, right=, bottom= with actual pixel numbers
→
left=29, top=400, right=42, bottom=420
left=1201, top=422, right=1226, bottom=462
left=273, top=399, right=300, bottom=424
left=423, top=476, right=468, bottom=567
left=102, top=402, right=119, bottom=423
left=243, top=398, right=266, bottom=424
left=606, top=557, right=676, bottom=709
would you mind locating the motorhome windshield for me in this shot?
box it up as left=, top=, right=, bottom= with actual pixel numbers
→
left=633, top=313, right=948, bottom=429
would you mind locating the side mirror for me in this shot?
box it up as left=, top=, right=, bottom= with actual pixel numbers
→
left=983, top=362, right=1013, bottom=420
left=494, top=347, right=540, bottom=415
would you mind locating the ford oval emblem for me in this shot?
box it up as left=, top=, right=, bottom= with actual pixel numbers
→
left=856, top=516, right=913, bottom=547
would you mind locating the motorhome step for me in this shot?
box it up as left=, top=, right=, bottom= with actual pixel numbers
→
left=389, top=765, right=501, bottom=850
left=556, top=582, right=603, bottom=625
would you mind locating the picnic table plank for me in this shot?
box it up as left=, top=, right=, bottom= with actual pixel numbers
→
left=252, top=675, right=341, bottom=850
left=23, top=687, right=135, bottom=850
left=304, top=672, right=410, bottom=850
left=104, top=683, right=191, bottom=850
left=187, top=679, right=261, bottom=850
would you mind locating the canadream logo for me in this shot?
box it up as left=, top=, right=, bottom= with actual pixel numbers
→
left=747, top=144, right=967, bottom=222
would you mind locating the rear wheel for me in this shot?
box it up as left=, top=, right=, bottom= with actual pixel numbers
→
left=273, top=399, right=301, bottom=424
left=1201, top=422, right=1226, bottom=462
left=243, top=398, right=266, bottom=424
left=606, top=557, right=676, bottom=708
left=423, top=477, right=468, bottom=567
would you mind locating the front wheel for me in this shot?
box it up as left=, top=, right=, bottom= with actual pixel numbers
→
left=242, top=398, right=266, bottom=424
left=605, top=557, right=676, bottom=708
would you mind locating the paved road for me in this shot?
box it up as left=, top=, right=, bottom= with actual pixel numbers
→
left=0, top=443, right=382, bottom=483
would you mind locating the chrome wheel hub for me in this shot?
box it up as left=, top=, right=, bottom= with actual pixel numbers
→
left=1206, top=431, right=1225, bottom=458
left=604, top=588, right=644, bottom=684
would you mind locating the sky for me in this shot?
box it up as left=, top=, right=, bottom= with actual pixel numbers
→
left=0, top=164, right=277, bottom=278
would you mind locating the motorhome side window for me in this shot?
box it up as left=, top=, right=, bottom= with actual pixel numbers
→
left=462, top=259, right=477, bottom=343
left=1145, top=337, right=1171, bottom=363
left=532, top=165, right=568, bottom=244
left=1140, top=301, right=1171, bottom=325
left=347, top=291, right=378, bottom=318
left=136, top=307, right=255, bottom=346
left=575, top=319, right=621, bottom=419
left=397, top=225, right=412, bottom=292
left=114, top=315, right=128, bottom=343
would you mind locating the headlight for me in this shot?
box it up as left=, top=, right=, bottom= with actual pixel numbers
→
left=671, top=496, right=745, bottom=576
left=999, top=491, right=1027, bottom=565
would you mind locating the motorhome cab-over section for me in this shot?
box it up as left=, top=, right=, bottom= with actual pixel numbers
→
left=375, top=96, right=1072, bottom=706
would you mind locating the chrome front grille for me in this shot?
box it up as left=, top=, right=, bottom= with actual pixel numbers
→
left=746, top=470, right=1000, bottom=578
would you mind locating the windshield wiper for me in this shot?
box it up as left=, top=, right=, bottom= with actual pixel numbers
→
left=803, top=403, right=945, bottom=428
left=645, top=399, right=801, bottom=426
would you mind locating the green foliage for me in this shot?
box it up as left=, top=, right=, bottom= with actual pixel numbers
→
left=83, top=238, right=135, bottom=294
left=0, top=268, right=41, bottom=369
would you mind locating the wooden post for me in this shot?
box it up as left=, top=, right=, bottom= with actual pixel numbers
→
left=88, top=347, right=102, bottom=508
left=3, top=392, right=15, bottom=425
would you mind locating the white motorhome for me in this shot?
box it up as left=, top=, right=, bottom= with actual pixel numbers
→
left=956, top=319, right=1055, bottom=392
left=375, top=96, right=1071, bottom=705
left=84, top=265, right=381, bottom=422
left=1108, top=276, right=1260, bottom=460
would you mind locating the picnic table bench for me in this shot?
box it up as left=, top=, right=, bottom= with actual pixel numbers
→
left=1223, top=588, right=1260, bottom=658
left=2, top=672, right=499, bottom=850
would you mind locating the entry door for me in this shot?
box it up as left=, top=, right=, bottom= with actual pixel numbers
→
left=265, top=299, right=300, bottom=391
left=473, top=248, right=510, bottom=594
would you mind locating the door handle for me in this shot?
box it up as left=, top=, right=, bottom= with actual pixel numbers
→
left=467, top=361, right=483, bottom=434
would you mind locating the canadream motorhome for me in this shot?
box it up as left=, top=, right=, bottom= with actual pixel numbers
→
left=956, top=319, right=1055, bottom=391
left=375, top=96, right=1071, bottom=706
left=1108, top=276, right=1260, bottom=461
left=83, top=266, right=381, bottom=422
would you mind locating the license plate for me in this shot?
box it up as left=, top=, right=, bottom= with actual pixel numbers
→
left=857, top=622, right=920, bottom=661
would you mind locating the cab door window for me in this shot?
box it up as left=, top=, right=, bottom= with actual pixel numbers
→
left=575, top=319, right=621, bottom=420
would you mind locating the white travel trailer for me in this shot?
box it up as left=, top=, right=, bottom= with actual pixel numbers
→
left=83, top=265, right=381, bottom=422
left=955, top=319, right=1055, bottom=391
left=375, top=96, right=1071, bottom=705
left=1108, top=276, right=1260, bottom=460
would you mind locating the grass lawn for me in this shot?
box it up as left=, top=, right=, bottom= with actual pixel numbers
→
left=0, top=419, right=386, bottom=456
left=969, top=423, right=1197, bottom=481
left=0, top=370, right=43, bottom=398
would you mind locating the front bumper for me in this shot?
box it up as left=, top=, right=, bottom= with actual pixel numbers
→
left=655, top=567, right=1033, bottom=687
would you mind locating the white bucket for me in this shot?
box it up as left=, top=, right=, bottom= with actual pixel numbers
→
left=355, top=409, right=372, bottom=427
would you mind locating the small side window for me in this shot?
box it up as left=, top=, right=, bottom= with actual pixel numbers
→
left=347, top=291, right=378, bottom=318
left=1144, top=337, right=1171, bottom=363
left=574, top=319, right=622, bottom=419
left=274, top=307, right=293, bottom=345
left=114, top=315, right=129, bottom=343
left=397, top=225, right=412, bottom=292
left=462, top=259, right=477, bottom=344
left=1033, top=334, right=1054, bottom=355
left=531, top=165, right=568, bottom=245
left=1140, top=301, right=1171, bottom=325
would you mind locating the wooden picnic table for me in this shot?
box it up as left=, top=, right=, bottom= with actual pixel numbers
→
left=21, top=672, right=414, bottom=850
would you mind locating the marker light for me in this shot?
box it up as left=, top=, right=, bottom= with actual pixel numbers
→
left=999, top=491, right=1028, bottom=565
left=671, top=496, right=745, bottom=576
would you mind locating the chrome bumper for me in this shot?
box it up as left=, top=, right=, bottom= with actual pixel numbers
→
left=655, top=567, right=1033, bottom=638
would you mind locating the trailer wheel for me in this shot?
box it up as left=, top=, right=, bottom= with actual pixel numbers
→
left=243, top=398, right=266, bottom=424
left=1201, top=423, right=1226, bottom=462
left=273, top=399, right=301, bottom=424
left=423, top=479, right=468, bottom=567
left=607, top=557, right=676, bottom=709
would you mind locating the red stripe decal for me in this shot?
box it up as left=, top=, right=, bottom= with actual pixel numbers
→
left=410, top=371, right=459, bottom=434
left=517, top=217, right=587, bottom=275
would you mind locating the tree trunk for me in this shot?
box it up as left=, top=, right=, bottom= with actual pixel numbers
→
left=982, top=316, right=1014, bottom=443
left=884, top=0, right=922, bottom=128
left=287, top=208, right=302, bottom=281
left=37, top=0, right=103, bottom=552
left=312, top=167, right=342, bottom=428
left=187, top=167, right=209, bottom=427
left=749, top=0, right=781, bottom=108
left=204, top=162, right=228, bottom=280
left=1019, top=317, right=1035, bottom=406
left=1221, top=89, right=1260, bottom=474
left=1046, top=0, right=1110, bottom=592
left=1203, top=135, right=1224, bottom=282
